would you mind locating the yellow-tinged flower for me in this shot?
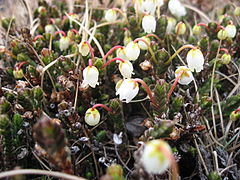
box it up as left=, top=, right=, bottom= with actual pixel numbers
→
left=175, top=66, right=194, bottom=85
left=138, top=36, right=150, bottom=50
left=175, top=22, right=186, bottom=35
left=217, top=29, right=228, bottom=40
left=79, top=41, right=90, bottom=56
left=82, top=65, right=99, bottom=88
left=116, top=79, right=139, bottom=103
left=84, top=108, right=100, bottom=126
left=125, top=41, right=140, bottom=61
left=116, top=47, right=129, bottom=60
left=225, top=24, right=237, bottom=38
left=118, top=60, right=134, bottom=79
left=105, top=9, right=117, bottom=22
left=186, top=49, right=204, bottom=72
left=141, top=140, right=172, bottom=174
left=59, top=36, right=70, bottom=51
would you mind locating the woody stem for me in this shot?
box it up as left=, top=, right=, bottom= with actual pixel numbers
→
left=134, top=78, right=157, bottom=106
left=165, top=44, right=197, bottom=65
left=133, top=38, right=158, bottom=65
left=168, top=71, right=184, bottom=101
left=103, top=45, right=123, bottom=60
left=91, top=104, right=113, bottom=113
left=101, top=57, right=125, bottom=69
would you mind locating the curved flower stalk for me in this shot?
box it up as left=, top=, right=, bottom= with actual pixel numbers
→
left=142, top=15, right=156, bottom=33
left=101, top=58, right=134, bottom=79
left=84, top=104, right=113, bottom=126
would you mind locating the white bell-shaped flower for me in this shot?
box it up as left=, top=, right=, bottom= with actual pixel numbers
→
left=105, top=9, right=117, bottom=22
left=118, top=60, right=134, bottom=79
left=186, top=49, right=204, bottom=72
left=79, top=41, right=90, bottom=56
left=82, top=65, right=99, bottom=88
left=45, top=24, right=55, bottom=34
left=116, top=79, right=139, bottom=103
left=84, top=108, right=100, bottom=126
left=168, top=0, right=187, bottom=18
left=166, top=17, right=177, bottom=34
left=217, top=29, right=228, bottom=40
left=142, top=15, right=156, bottom=33
left=125, top=41, right=140, bottom=61
left=225, top=24, right=237, bottom=38
left=156, top=0, right=164, bottom=6
left=116, top=47, right=129, bottom=60
left=141, top=140, right=172, bottom=174
left=175, top=66, right=194, bottom=85
left=140, top=0, right=156, bottom=15
left=59, top=36, right=70, bottom=51
left=138, top=36, right=150, bottom=50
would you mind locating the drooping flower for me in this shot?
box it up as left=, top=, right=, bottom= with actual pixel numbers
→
left=140, top=0, right=156, bottom=15
left=116, top=47, right=129, bottom=60
left=142, top=15, right=156, bottom=33
left=82, top=65, right=99, bottom=88
left=118, top=60, right=134, bottom=79
left=217, top=29, right=228, bottom=40
left=116, top=79, right=139, bottom=103
left=225, top=24, right=237, bottom=38
left=186, top=49, right=204, bottom=72
left=79, top=41, right=90, bottom=56
left=105, top=9, right=117, bottom=22
left=168, top=0, right=187, bottom=18
left=166, top=17, right=177, bottom=34
left=59, top=36, right=70, bottom=51
left=84, top=108, right=100, bottom=126
left=141, top=140, right=172, bottom=174
left=175, top=22, right=186, bottom=35
left=175, top=66, right=194, bottom=85
left=45, top=24, right=55, bottom=34
left=138, top=36, right=150, bottom=50
left=125, top=41, right=141, bottom=61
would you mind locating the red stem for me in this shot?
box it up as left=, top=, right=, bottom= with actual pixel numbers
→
left=197, top=23, right=209, bottom=29
left=88, top=59, right=93, bottom=67
left=70, top=29, right=78, bottom=34
left=146, top=33, right=162, bottom=43
left=220, top=48, right=229, bottom=54
left=101, top=57, right=125, bottom=69
left=92, top=104, right=113, bottom=113
left=103, top=45, right=123, bottom=60
left=133, top=38, right=150, bottom=46
left=48, top=18, right=55, bottom=24
left=55, top=30, right=66, bottom=37
left=234, top=108, right=240, bottom=113
left=34, top=35, right=44, bottom=41
left=134, top=78, right=157, bottom=106
left=84, top=41, right=95, bottom=62
left=15, top=61, right=28, bottom=70
left=168, top=71, right=184, bottom=101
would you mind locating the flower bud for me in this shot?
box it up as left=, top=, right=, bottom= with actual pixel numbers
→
left=13, top=69, right=24, bottom=79
left=138, top=36, right=150, bottom=50
left=125, top=41, right=140, bottom=61
left=82, top=65, right=99, bottom=88
left=105, top=9, right=117, bottom=22
left=193, top=25, right=201, bottom=35
left=142, top=15, right=156, bottom=33
left=141, top=140, right=172, bottom=174
left=168, top=0, right=187, bottom=18
left=230, top=110, right=240, bottom=122
left=84, top=108, right=100, bottom=126
left=186, top=48, right=204, bottom=72
left=175, top=22, right=186, bottom=35
left=217, top=29, right=228, bottom=40
left=59, top=36, right=70, bottom=51
left=107, top=164, right=124, bottom=179
left=45, top=24, right=55, bottom=34
left=234, top=7, right=240, bottom=16
left=221, top=53, right=231, bottom=65
left=175, top=66, right=194, bottom=85
left=225, top=24, right=237, bottom=38
left=79, top=41, right=90, bottom=56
